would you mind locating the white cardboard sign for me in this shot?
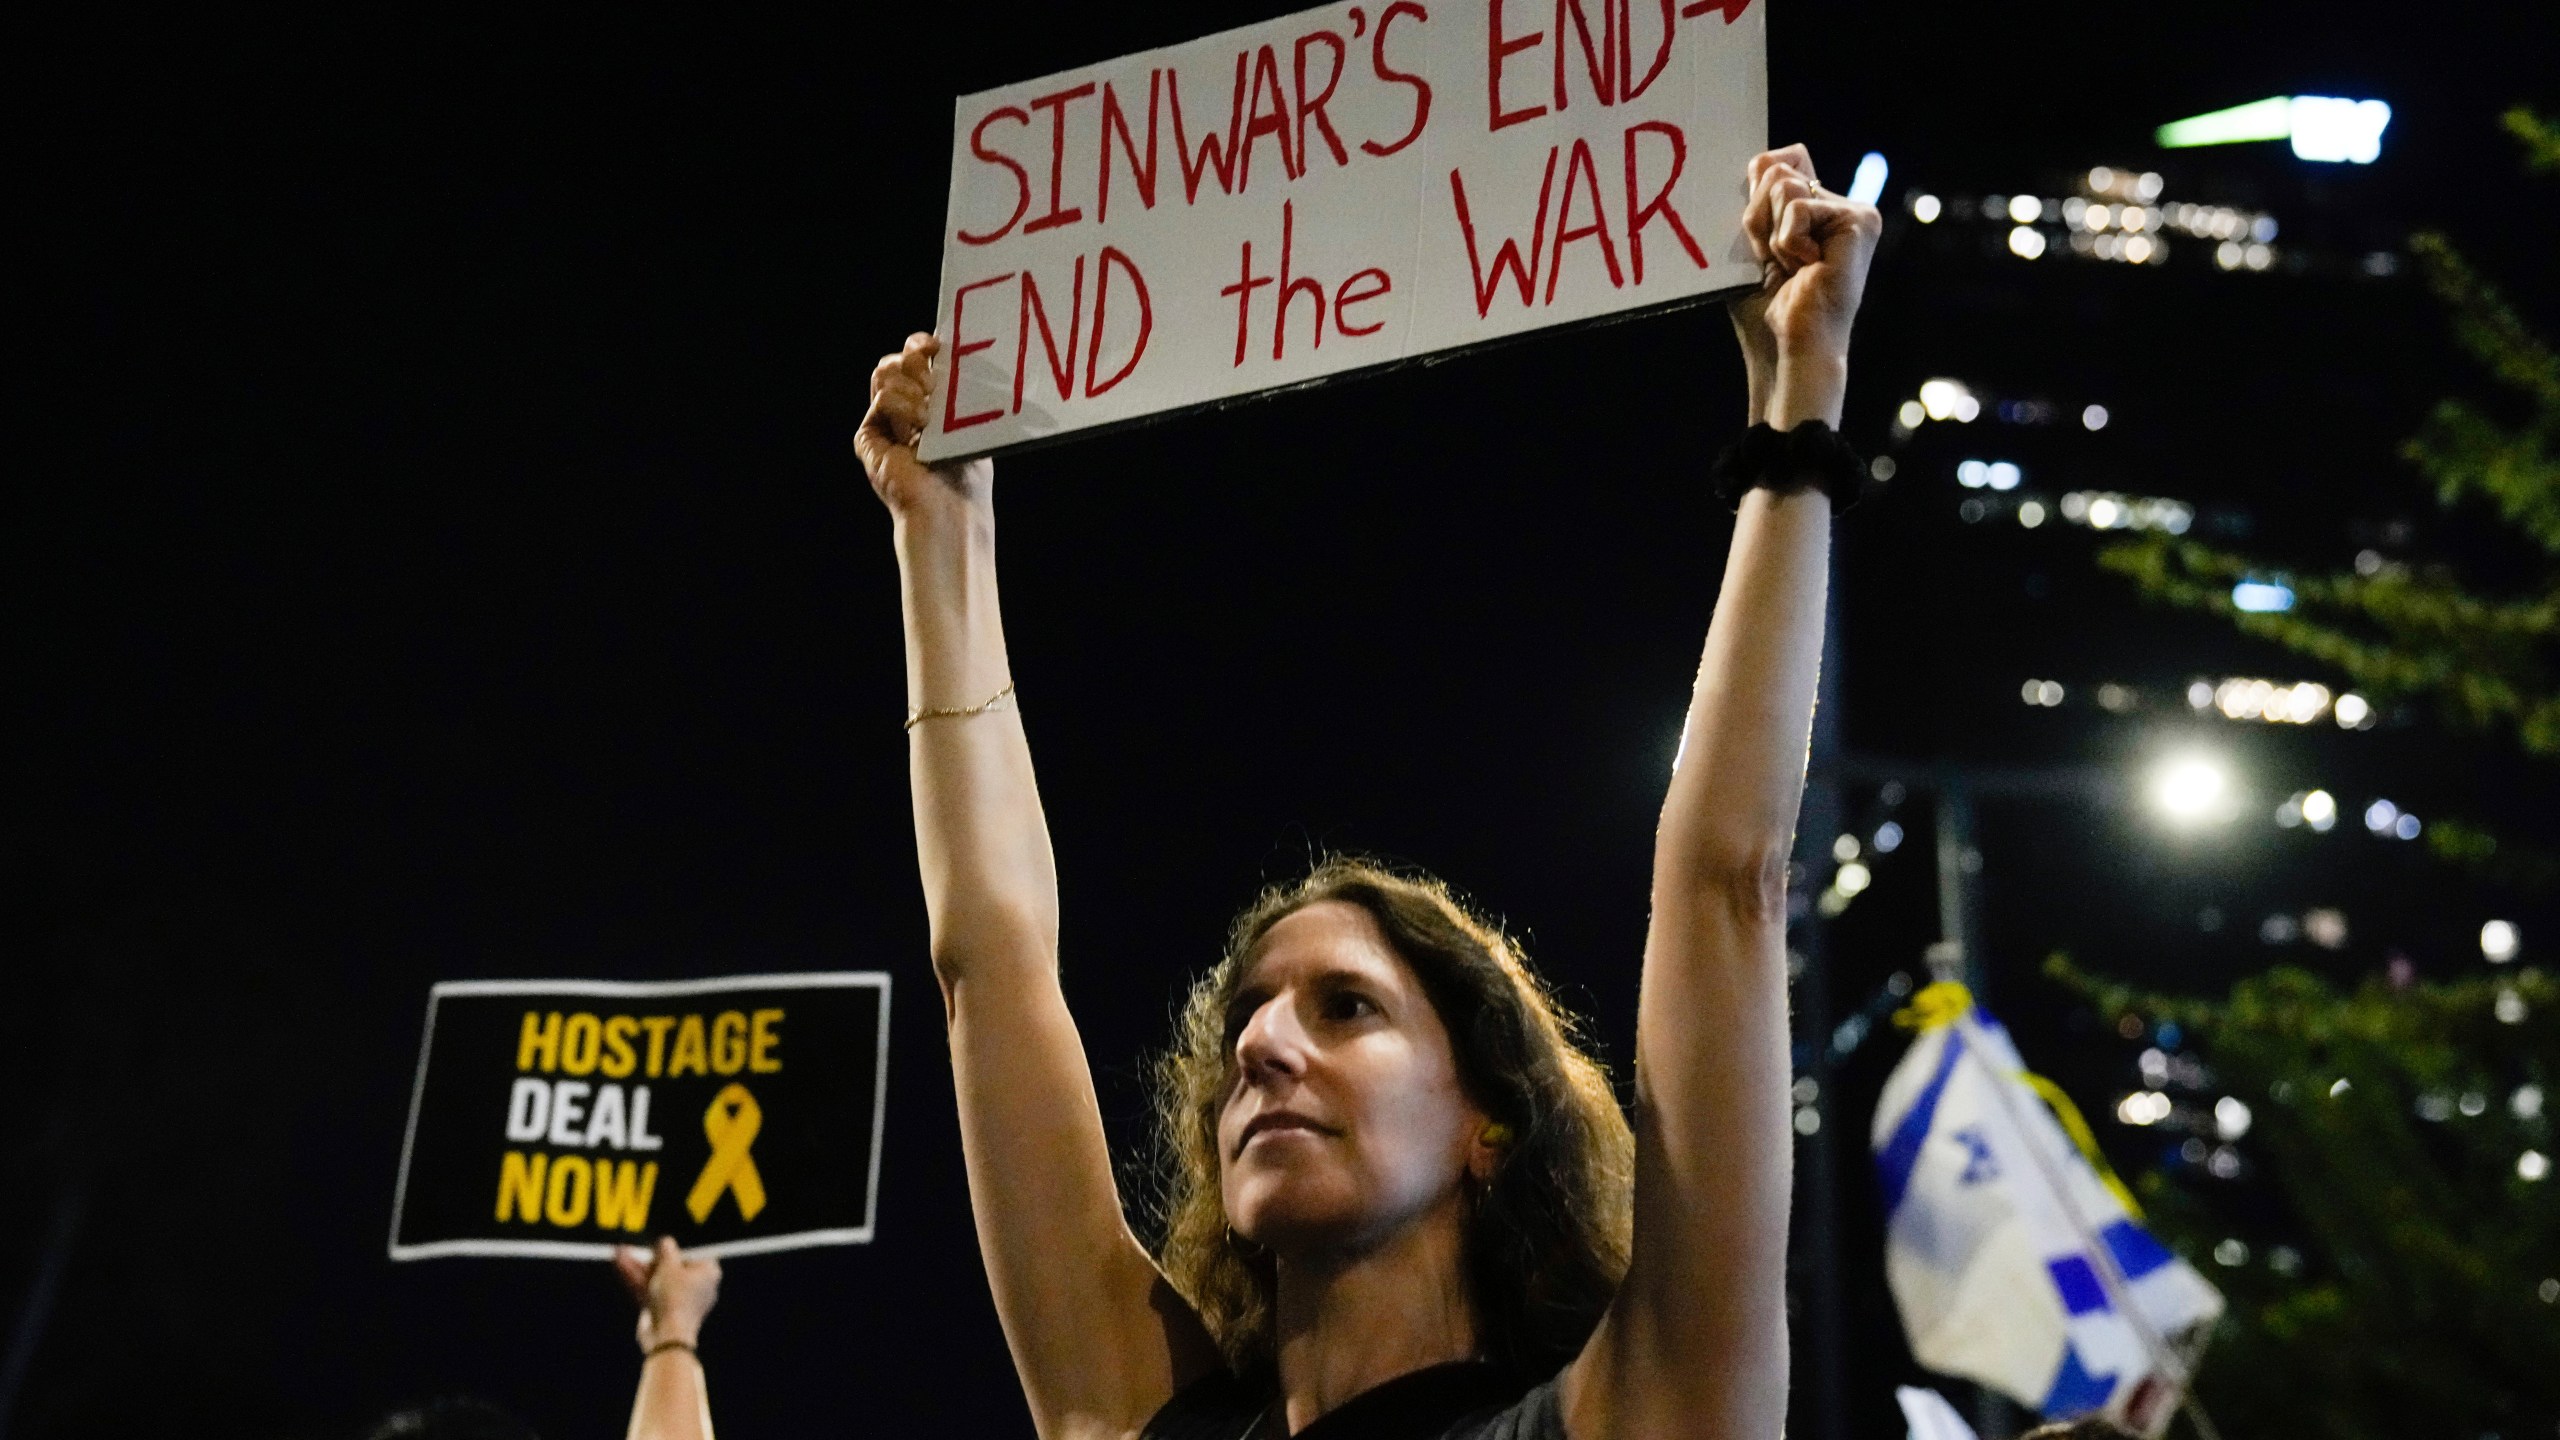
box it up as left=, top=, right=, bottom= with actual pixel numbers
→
left=920, top=0, right=1767, bottom=461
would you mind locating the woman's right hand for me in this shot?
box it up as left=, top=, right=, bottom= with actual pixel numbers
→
left=616, top=1236, right=722, bottom=1353
left=855, top=333, right=993, bottom=520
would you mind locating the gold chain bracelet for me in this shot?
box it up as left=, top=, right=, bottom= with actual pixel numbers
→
left=904, top=680, right=1016, bottom=732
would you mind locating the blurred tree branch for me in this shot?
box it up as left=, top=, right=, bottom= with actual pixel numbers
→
left=2045, top=955, right=2559, bottom=1440
left=2058, top=110, right=2560, bottom=1438
left=2098, top=108, right=2560, bottom=866
left=2506, top=105, right=2560, bottom=173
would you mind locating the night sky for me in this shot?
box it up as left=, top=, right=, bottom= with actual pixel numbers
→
left=15, top=3, right=2556, bottom=1437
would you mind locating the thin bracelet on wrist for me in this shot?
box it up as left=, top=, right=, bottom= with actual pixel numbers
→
left=644, top=1338, right=698, bottom=1361
left=905, top=679, right=1016, bottom=732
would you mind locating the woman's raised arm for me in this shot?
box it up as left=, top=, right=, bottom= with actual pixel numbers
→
left=857, top=336, right=1215, bottom=1440
left=1561, top=149, right=1880, bottom=1440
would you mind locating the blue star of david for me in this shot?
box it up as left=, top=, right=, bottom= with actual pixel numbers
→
left=1952, top=1125, right=2000, bottom=1184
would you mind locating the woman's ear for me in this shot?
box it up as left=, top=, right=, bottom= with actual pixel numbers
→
left=1468, top=1117, right=1515, bottom=1183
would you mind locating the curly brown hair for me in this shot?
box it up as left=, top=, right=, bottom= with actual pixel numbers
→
left=1150, top=859, right=1635, bottom=1379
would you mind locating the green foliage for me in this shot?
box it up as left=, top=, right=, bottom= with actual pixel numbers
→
left=2047, top=956, right=2560, bottom=1440
left=2507, top=106, right=2560, bottom=173
left=2097, top=107, right=2560, bottom=807
left=2424, top=815, right=2560, bottom=891
left=2070, top=112, right=2560, bottom=1439
left=2095, top=535, right=2560, bottom=751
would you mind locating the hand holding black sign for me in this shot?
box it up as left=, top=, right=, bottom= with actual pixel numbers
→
left=390, top=974, right=889, bottom=1260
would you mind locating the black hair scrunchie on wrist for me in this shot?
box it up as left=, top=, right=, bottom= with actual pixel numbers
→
left=1709, top=422, right=1873, bottom=513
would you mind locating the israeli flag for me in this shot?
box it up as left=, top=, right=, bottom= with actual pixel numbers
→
left=1895, top=1386, right=1979, bottom=1440
left=1871, top=986, right=2223, bottom=1436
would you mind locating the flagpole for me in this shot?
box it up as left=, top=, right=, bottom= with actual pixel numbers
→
left=1837, top=757, right=2224, bottom=1437
left=1953, top=1011, right=2224, bottom=1440
left=1921, top=777, right=2019, bottom=1440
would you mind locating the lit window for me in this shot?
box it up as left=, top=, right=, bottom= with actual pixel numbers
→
left=2482, top=920, right=2521, bottom=963
left=1919, top=378, right=1971, bottom=421
left=2299, top=790, right=2337, bottom=831
left=1847, top=152, right=1890, bottom=205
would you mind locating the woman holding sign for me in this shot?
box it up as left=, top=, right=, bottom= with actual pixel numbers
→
left=856, top=145, right=1878, bottom=1440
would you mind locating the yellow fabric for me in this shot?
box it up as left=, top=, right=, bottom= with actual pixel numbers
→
left=2020, top=1070, right=2147, bottom=1219
left=1892, top=980, right=1976, bottom=1030
left=1889, top=978, right=2146, bottom=1217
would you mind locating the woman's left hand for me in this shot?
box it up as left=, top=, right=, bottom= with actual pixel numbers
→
left=1737, top=145, right=1882, bottom=369
left=1730, top=146, right=1882, bottom=425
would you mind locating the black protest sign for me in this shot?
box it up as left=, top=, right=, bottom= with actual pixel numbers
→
left=391, top=974, right=888, bottom=1260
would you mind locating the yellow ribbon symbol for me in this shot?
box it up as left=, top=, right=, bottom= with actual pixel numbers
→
left=685, top=1083, right=768, bottom=1223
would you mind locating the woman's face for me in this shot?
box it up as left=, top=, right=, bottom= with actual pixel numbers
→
left=1217, top=901, right=1487, bottom=1254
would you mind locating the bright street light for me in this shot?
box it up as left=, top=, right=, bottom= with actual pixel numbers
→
left=2151, top=754, right=2235, bottom=826
left=2154, top=95, right=2393, bottom=164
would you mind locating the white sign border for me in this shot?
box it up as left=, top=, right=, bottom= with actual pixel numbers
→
left=916, top=0, right=1767, bottom=463
left=387, top=971, right=893, bottom=1262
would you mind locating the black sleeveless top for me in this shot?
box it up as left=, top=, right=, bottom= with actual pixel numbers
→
left=1139, top=1360, right=1567, bottom=1440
